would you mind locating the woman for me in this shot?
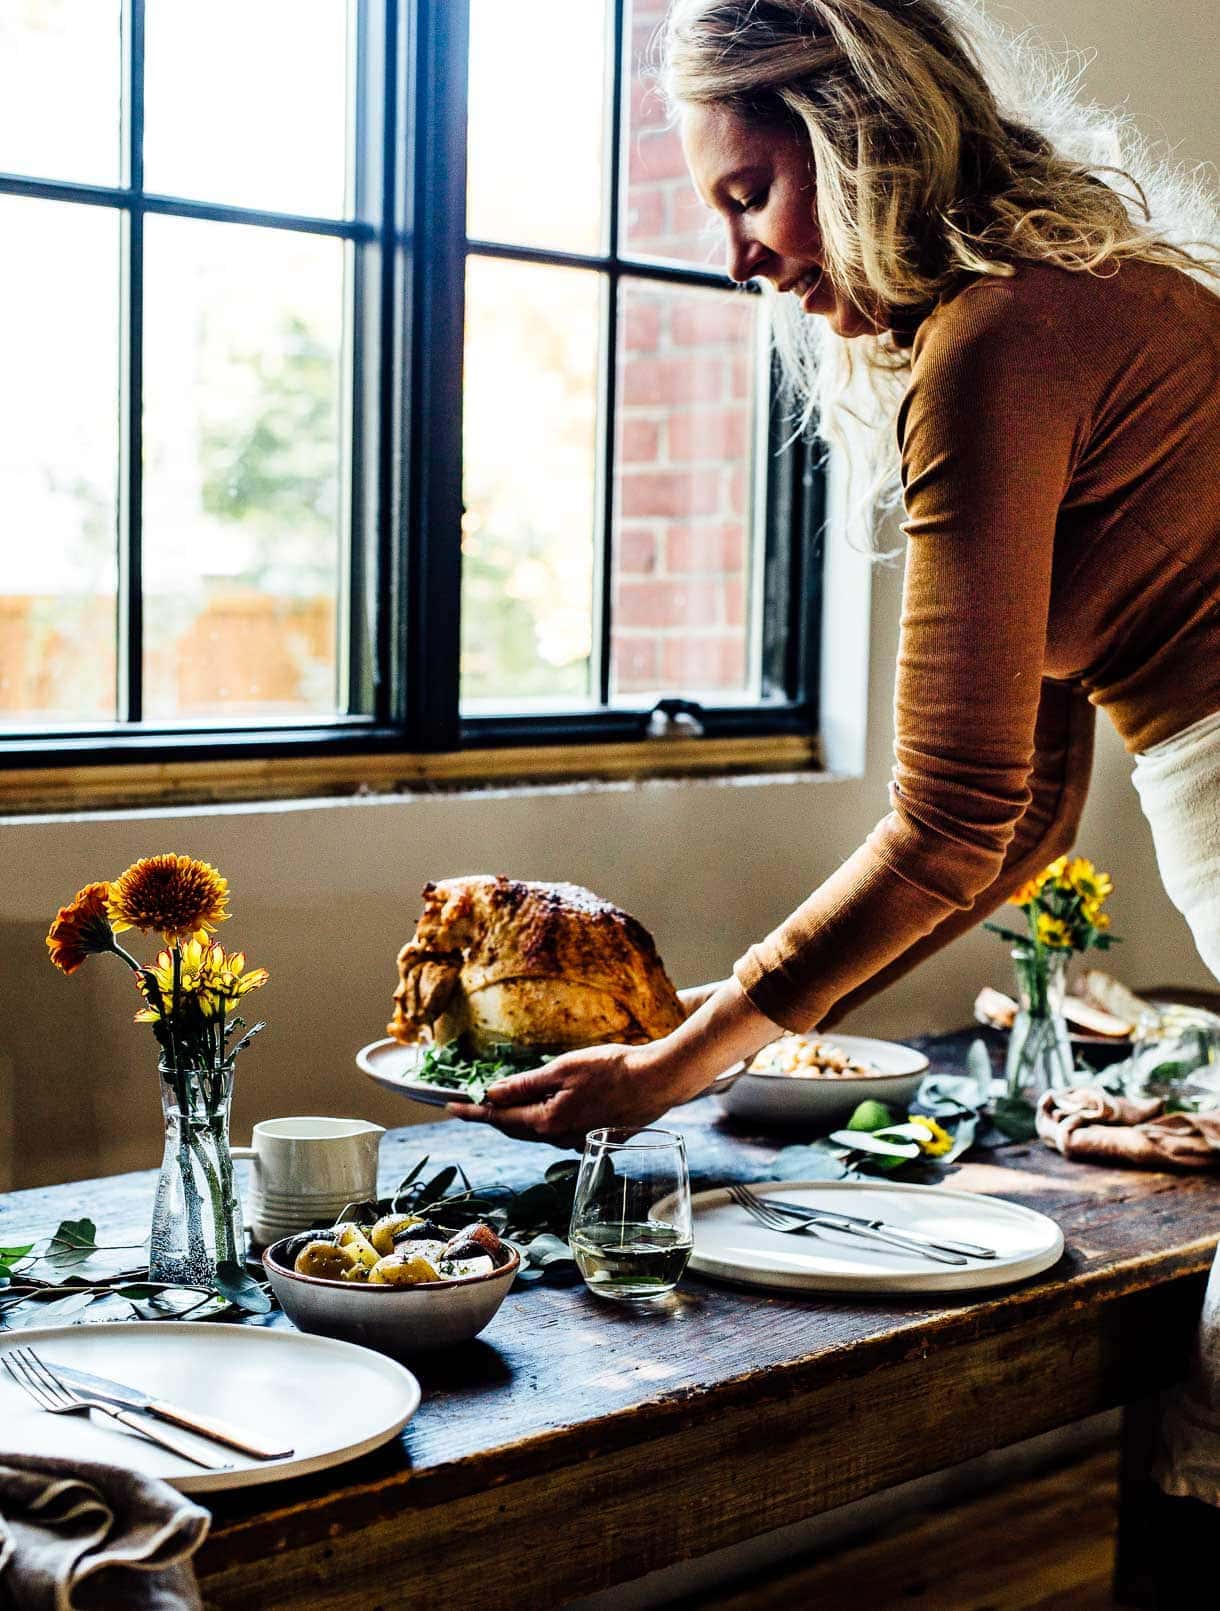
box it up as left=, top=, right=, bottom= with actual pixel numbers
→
left=455, top=0, right=1220, bottom=1145
left=456, top=0, right=1220, bottom=1512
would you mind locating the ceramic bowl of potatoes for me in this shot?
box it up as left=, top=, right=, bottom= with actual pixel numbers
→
left=262, top=1212, right=520, bottom=1355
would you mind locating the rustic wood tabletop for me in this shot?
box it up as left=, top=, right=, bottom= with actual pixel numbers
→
left=2, top=1030, right=1217, bottom=1611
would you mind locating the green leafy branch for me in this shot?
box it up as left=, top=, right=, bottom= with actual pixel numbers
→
left=0, top=1217, right=271, bottom=1329
left=338, top=1154, right=583, bottom=1286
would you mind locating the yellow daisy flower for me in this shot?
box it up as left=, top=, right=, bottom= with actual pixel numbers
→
left=134, top=937, right=267, bottom=1021
left=906, top=1115, right=954, bottom=1157
left=108, top=854, right=230, bottom=943
left=199, top=945, right=269, bottom=1014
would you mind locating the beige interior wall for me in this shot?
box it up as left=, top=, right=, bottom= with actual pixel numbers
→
left=1, top=0, right=1215, bottom=1191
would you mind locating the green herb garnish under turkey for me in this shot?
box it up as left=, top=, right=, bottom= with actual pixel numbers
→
left=415, top=1039, right=552, bottom=1103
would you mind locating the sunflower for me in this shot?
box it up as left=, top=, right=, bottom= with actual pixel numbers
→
left=108, top=855, right=230, bottom=942
left=1066, top=857, right=1114, bottom=904
left=1035, top=912, right=1073, bottom=949
left=1010, top=873, right=1045, bottom=908
left=45, top=883, right=117, bottom=975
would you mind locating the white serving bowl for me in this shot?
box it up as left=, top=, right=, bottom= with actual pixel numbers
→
left=718, top=1033, right=930, bottom=1127
left=263, top=1235, right=519, bottom=1356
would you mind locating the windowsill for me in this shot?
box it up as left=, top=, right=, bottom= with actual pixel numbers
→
left=0, top=732, right=822, bottom=817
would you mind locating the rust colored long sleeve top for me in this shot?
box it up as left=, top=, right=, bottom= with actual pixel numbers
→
left=736, top=258, right=1220, bottom=1032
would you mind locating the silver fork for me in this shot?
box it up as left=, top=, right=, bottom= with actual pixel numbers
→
left=2, top=1348, right=232, bottom=1471
left=727, top=1184, right=968, bottom=1266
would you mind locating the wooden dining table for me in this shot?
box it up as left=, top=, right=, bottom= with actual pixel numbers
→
left=2, top=1029, right=1218, bottom=1611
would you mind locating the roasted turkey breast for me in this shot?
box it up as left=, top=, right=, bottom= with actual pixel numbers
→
left=388, top=876, right=685, bottom=1054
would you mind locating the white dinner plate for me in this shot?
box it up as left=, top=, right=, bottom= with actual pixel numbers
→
left=357, top=1038, right=468, bottom=1106
left=683, top=1178, right=1064, bottom=1293
left=0, top=1321, right=421, bottom=1494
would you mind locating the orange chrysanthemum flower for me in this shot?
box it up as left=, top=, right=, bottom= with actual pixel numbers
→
left=46, top=882, right=116, bottom=974
left=108, top=854, right=230, bottom=942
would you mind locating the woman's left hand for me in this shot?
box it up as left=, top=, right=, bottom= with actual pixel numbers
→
left=446, top=1041, right=680, bottom=1150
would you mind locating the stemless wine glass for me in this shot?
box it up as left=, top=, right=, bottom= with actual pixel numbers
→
left=569, top=1128, right=693, bottom=1303
left=1124, top=1004, right=1220, bottom=1111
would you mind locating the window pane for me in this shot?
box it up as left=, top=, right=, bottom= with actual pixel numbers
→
left=621, top=0, right=720, bottom=268
left=142, top=216, right=347, bottom=721
left=144, top=0, right=351, bottom=218
left=462, top=257, right=601, bottom=710
left=0, top=1, right=121, bottom=187
left=466, top=0, right=607, bottom=255
left=612, top=279, right=762, bottom=702
left=0, top=197, right=119, bottom=725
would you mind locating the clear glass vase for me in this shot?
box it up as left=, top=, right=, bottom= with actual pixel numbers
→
left=1005, top=945, right=1074, bottom=1101
left=149, top=1056, right=245, bottom=1287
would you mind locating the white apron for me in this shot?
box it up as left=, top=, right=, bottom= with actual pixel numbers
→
left=1131, top=709, right=1220, bottom=1504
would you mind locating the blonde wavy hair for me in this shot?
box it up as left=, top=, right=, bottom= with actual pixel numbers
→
left=662, top=0, right=1220, bottom=542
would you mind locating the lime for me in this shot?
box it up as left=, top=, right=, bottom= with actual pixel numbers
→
left=845, top=1099, right=895, bottom=1132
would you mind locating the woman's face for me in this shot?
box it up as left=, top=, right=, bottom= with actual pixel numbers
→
left=680, top=102, right=881, bottom=338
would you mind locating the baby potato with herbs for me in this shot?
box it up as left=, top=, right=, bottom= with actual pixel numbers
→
left=368, top=1251, right=441, bottom=1285
left=291, top=1217, right=506, bottom=1286
left=293, top=1240, right=364, bottom=1282
left=369, top=1212, right=422, bottom=1255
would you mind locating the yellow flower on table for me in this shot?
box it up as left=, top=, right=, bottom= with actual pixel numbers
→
left=108, top=854, right=230, bottom=943
left=907, top=1115, right=954, bottom=1156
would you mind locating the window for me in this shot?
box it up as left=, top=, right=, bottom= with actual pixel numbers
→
left=0, top=0, right=823, bottom=803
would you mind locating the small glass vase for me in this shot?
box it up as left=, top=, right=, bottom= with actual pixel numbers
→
left=149, top=1055, right=245, bottom=1288
left=1005, top=944, right=1074, bottom=1101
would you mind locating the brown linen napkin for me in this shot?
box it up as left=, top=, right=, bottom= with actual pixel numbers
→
left=0, top=1453, right=209, bottom=1611
left=1035, top=1085, right=1220, bottom=1169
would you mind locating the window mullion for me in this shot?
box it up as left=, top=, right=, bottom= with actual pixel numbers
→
left=402, top=0, right=468, bottom=751
left=117, top=0, right=145, bottom=726
left=593, top=0, right=629, bottom=708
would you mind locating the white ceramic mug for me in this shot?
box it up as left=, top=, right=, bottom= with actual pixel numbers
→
left=232, top=1116, right=385, bottom=1246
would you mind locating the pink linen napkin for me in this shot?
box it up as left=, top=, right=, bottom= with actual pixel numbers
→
left=1035, top=1085, right=1220, bottom=1169
left=0, top=1453, right=209, bottom=1611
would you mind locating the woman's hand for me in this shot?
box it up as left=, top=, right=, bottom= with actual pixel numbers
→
left=447, top=1042, right=678, bottom=1150
left=448, top=977, right=785, bottom=1148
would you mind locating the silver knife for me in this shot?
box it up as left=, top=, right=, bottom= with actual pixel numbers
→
left=44, top=1361, right=294, bottom=1459
left=758, top=1198, right=997, bottom=1260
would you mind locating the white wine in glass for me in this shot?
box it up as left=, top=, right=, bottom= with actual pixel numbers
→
left=569, top=1128, right=692, bottom=1302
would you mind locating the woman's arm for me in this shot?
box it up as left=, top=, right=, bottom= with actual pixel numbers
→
left=448, top=976, right=782, bottom=1149
left=734, top=282, right=1091, bottom=1032
left=822, top=678, right=1096, bottom=1027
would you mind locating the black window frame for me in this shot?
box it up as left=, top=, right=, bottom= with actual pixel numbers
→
left=0, top=0, right=823, bottom=782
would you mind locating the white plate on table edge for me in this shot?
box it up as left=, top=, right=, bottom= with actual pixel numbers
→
left=358, top=1038, right=473, bottom=1106
left=675, top=1178, right=1064, bottom=1293
left=0, top=1321, right=420, bottom=1494
left=358, top=1037, right=741, bottom=1107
